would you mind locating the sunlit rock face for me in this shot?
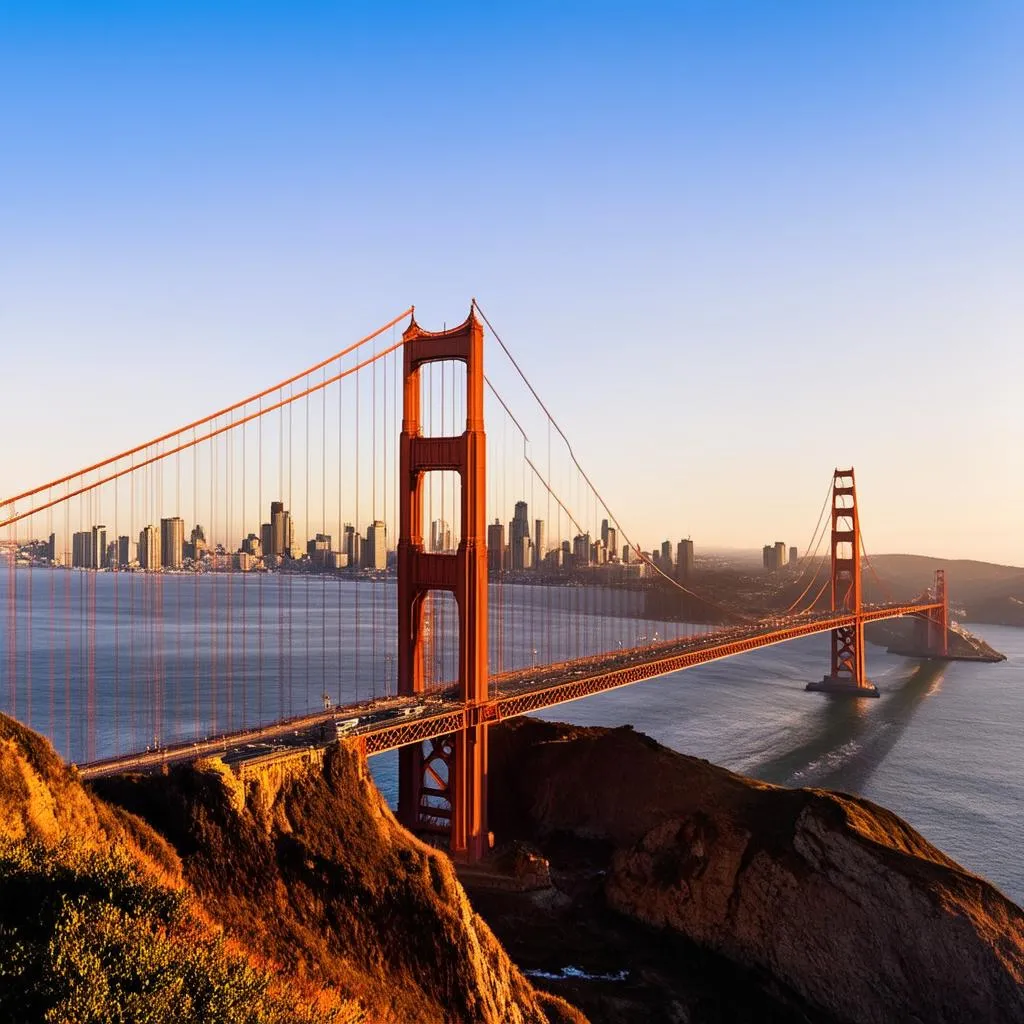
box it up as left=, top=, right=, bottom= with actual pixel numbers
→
left=97, top=740, right=586, bottom=1024
left=489, top=717, right=1024, bottom=1024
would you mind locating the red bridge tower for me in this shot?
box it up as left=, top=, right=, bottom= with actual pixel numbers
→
left=807, top=468, right=880, bottom=697
left=396, top=309, right=490, bottom=860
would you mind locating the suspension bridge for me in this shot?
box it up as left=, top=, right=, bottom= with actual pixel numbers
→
left=0, top=304, right=964, bottom=859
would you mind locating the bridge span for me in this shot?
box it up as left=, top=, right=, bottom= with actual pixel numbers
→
left=77, top=601, right=942, bottom=781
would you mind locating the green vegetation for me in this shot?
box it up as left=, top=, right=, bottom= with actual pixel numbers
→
left=0, top=836, right=334, bottom=1024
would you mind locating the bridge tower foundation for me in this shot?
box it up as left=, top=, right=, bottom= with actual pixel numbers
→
left=396, top=310, right=490, bottom=861
left=807, top=468, right=879, bottom=698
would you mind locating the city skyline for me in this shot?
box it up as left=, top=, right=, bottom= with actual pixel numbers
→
left=0, top=4, right=1020, bottom=564
left=28, top=494, right=717, bottom=578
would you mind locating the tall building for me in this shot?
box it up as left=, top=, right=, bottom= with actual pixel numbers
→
left=605, top=526, right=617, bottom=561
left=790, top=545, right=798, bottom=565
left=676, top=538, right=695, bottom=579
left=364, top=520, right=387, bottom=570
left=510, top=501, right=530, bottom=571
left=93, top=526, right=107, bottom=569
left=138, top=525, right=160, bottom=570
left=117, top=535, right=132, bottom=568
left=533, top=519, right=545, bottom=569
left=242, top=533, right=262, bottom=558
left=487, top=519, right=506, bottom=572
left=160, top=517, right=184, bottom=569
left=600, top=518, right=610, bottom=548
left=71, top=531, right=91, bottom=569
left=270, top=501, right=293, bottom=560
left=573, top=533, right=591, bottom=567
left=774, top=541, right=787, bottom=570
left=72, top=526, right=106, bottom=569
left=307, top=533, right=332, bottom=566
left=763, top=542, right=788, bottom=571
left=343, top=523, right=360, bottom=569
left=622, top=544, right=633, bottom=564
left=660, top=540, right=673, bottom=572
left=430, top=519, right=452, bottom=553
left=189, top=524, right=207, bottom=562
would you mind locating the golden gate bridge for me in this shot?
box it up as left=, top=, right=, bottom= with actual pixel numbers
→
left=0, top=304, right=963, bottom=859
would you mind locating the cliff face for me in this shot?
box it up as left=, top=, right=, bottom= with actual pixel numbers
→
left=489, top=718, right=1024, bottom=1024
left=96, top=744, right=583, bottom=1024
left=1, top=714, right=582, bottom=1024
left=0, top=714, right=344, bottom=1023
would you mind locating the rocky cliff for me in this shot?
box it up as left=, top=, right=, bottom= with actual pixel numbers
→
left=487, top=718, right=1024, bottom=1024
left=1, top=715, right=583, bottom=1024
left=0, top=713, right=346, bottom=1022
left=95, top=743, right=584, bottom=1024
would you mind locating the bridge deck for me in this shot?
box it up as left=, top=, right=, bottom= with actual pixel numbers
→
left=77, top=603, right=940, bottom=779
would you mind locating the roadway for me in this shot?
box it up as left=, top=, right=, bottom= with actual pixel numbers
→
left=76, top=602, right=941, bottom=779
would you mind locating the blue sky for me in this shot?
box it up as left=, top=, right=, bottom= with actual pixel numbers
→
left=1, top=2, right=1021, bottom=562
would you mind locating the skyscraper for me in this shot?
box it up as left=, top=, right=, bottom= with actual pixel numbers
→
left=343, top=523, right=360, bottom=569
left=190, top=524, right=207, bottom=562
left=573, top=533, right=591, bottom=567
left=270, top=501, right=293, bottom=560
left=430, top=519, right=452, bottom=553
left=71, top=531, right=91, bottom=569
left=660, top=540, right=673, bottom=572
left=774, top=541, right=786, bottom=570
left=364, top=520, right=387, bottom=570
left=534, top=519, right=545, bottom=569
left=117, top=535, right=132, bottom=568
left=160, top=517, right=184, bottom=569
left=307, top=533, right=332, bottom=566
left=487, top=519, right=506, bottom=572
left=676, top=539, right=695, bottom=579
left=138, top=525, right=160, bottom=570
left=71, top=526, right=106, bottom=569
left=510, top=501, right=530, bottom=571
left=790, top=546, right=798, bottom=566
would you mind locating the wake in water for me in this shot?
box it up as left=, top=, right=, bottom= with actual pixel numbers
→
left=751, top=659, right=949, bottom=794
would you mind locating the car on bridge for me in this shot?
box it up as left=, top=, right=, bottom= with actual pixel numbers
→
left=320, top=716, right=361, bottom=740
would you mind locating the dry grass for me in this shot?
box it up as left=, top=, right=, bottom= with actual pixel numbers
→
left=0, top=714, right=357, bottom=1023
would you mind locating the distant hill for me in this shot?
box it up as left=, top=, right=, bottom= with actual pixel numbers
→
left=866, top=554, right=1024, bottom=628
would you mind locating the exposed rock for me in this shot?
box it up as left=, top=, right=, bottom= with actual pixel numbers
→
left=97, top=741, right=585, bottom=1024
left=491, top=840, right=554, bottom=890
left=489, top=718, right=1024, bottom=1024
left=0, top=714, right=347, bottom=1023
